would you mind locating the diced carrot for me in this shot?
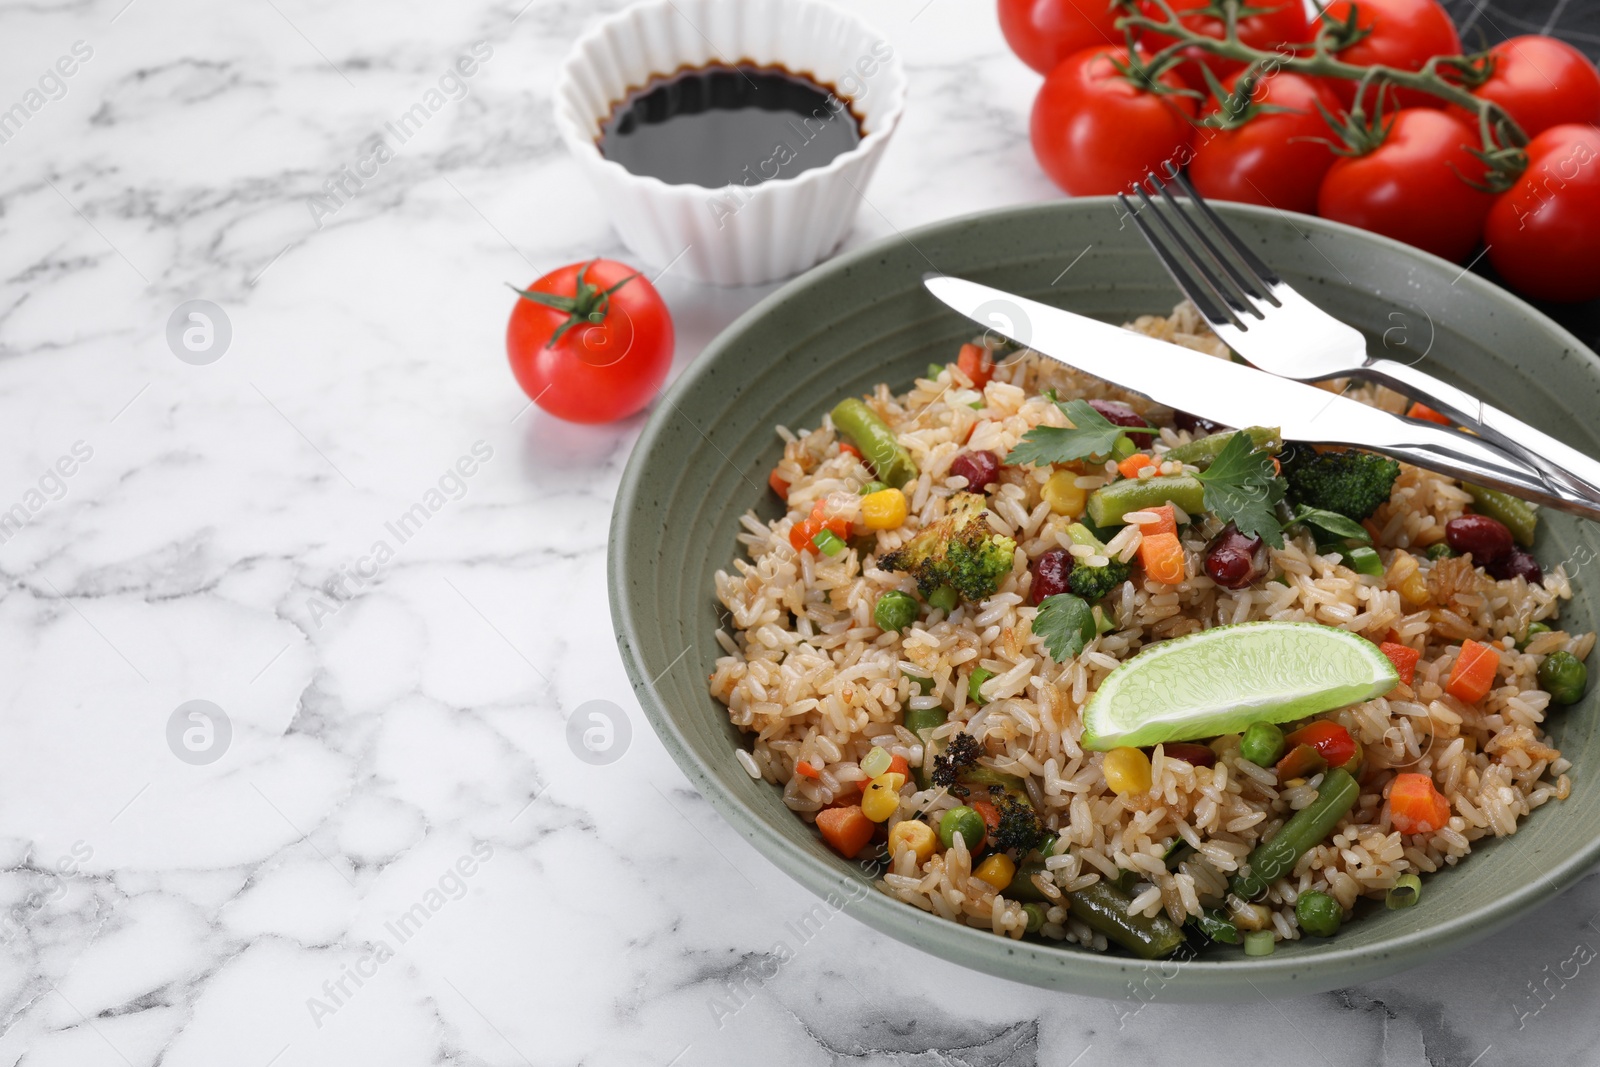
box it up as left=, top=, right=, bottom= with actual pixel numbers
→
left=1407, top=402, right=1453, bottom=426
left=970, top=798, right=1001, bottom=839
left=957, top=343, right=994, bottom=388
left=1140, top=531, right=1186, bottom=585
left=768, top=470, right=790, bottom=500
left=1117, top=453, right=1153, bottom=479
left=1275, top=743, right=1327, bottom=780
left=808, top=498, right=851, bottom=541
left=1446, top=639, right=1499, bottom=703
left=840, top=442, right=863, bottom=461
left=886, top=754, right=910, bottom=780
left=795, top=760, right=820, bottom=779
left=1362, top=518, right=1383, bottom=543
left=816, top=804, right=875, bottom=858
left=1143, top=503, right=1177, bottom=538
left=789, top=518, right=821, bottom=553
left=1380, top=641, right=1421, bottom=686
left=1388, top=772, right=1452, bottom=834
left=1272, top=457, right=1281, bottom=476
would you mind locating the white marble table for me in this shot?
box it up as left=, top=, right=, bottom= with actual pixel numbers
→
left=4, top=0, right=1599, bottom=1063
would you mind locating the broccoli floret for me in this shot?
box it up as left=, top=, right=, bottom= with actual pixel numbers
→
left=1062, top=522, right=1132, bottom=601
left=931, top=732, right=982, bottom=789
left=1277, top=443, right=1401, bottom=521
left=880, top=492, right=1017, bottom=602
left=989, top=786, right=1046, bottom=853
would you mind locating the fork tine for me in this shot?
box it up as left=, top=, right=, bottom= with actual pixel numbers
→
left=1170, top=170, right=1284, bottom=293
left=1150, top=176, right=1271, bottom=314
left=1132, top=178, right=1259, bottom=327
left=1118, top=187, right=1245, bottom=332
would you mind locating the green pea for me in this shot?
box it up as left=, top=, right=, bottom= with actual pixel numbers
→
left=859, top=480, right=889, bottom=496
left=1295, top=890, right=1342, bottom=937
left=968, top=667, right=994, bottom=706
left=1517, top=621, right=1552, bottom=651
left=1022, top=902, right=1046, bottom=934
left=874, top=590, right=919, bottom=633
left=939, top=806, right=986, bottom=851
left=1426, top=542, right=1456, bottom=561
left=1538, top=650, right=1588, bottom=705
left=1239, top=721, right=1286, bottom=767
left=928, top=585, right=959, bottom=613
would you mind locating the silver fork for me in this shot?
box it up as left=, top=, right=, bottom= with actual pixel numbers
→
left=1118, top=169, right=1600, bottom=507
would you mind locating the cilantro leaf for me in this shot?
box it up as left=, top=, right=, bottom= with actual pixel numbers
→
left=1194, top=431, right=1286, bottom=548
left=1006, top=399, right=1155, bottom=468
left=1292, top=504, right=1372, bottom=546
left=1033, top=593, right=1096, bottom=661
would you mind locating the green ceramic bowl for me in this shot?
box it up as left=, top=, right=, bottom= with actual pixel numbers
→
left=609, top=199, right=1600, bottom=1000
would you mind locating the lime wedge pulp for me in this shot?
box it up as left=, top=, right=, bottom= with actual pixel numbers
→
left=1081, top=621, right=1399, bottom=751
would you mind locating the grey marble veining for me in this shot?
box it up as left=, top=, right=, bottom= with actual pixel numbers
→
left=0, top=0, right=1597, bottom=1064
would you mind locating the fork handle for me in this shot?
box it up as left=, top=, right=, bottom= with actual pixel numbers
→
left=1361, top=357, right=1600, bottom=506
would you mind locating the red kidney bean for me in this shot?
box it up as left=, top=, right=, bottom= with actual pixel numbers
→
left=1088, top=399, right=1153, bottom=449
left=1445, top=514, right=1514, bottom=564
left=1159, top=742, right=1217, bottom=768
left=949, top=449, right=1001, bottom=490
left=1204, top=523, right=1267, bottom=589
left=1030, top=548, right=1073, bottom=605
left=1173, top=410, right=1224, bottom=436
left=1488, top=549, right=1543, bottom=584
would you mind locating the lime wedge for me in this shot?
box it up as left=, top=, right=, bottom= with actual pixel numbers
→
left=1081, top=621, right=1399, bottom=751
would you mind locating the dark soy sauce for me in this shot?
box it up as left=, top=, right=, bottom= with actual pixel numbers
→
left=598, top=64, right=862, bottom=188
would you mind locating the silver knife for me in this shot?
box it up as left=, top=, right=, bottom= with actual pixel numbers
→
left=923, top=275, right=1600, bottom=522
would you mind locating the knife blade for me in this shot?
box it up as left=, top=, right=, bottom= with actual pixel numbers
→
left=922, top=275, right=1600, bottom=520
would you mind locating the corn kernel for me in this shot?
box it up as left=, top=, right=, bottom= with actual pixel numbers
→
left=973, top=853, right=1016, bottom=891
left=861, top=488, right=908, bottom=530
left=888, top=818, right=937, bottom=864
left=1388, top=552, right=1431, bottom=607
left=1398, top=570, right=1430, bottom=606
left=1102, top=746, right=1152, bottom=795
left=861, top=771, right=906, bottom=822
left=1041, top=469, right=1087, bottom=517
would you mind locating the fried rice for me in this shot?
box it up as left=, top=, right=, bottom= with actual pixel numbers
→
left=708, top=302, right=1590, bottom=951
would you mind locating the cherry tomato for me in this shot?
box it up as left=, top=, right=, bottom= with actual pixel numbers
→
left=1135, top=0, right=1311, bottom=90
left=998, top=0, right=1122, bottom=76
left=1030, top=45, right=1198, bottom=196
left=1485, top=125, right=1600, bottom=303
left=1320, top=0, right=1462, bottom=110
left=1189, top=70, right=1340, bottom=216
left=1317, top=108, right=1493, bottom=262
left=1451, top=35, right=1600, bottom=140
left=506, top=258, right=673, bottom=424
left=1283, top=720, right=1361, bottom=773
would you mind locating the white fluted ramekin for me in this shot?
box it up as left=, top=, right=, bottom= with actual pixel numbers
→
left=553, top=0, right=907, bottom=287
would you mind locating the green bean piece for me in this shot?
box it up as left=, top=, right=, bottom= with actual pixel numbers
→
left=874, top=590, right=918, bottom=633
left=926, top=363, right=945, bottom=379
left=967, top=667, right=994, bottom=706
left=859, top=480, right=888, bottom=496
left=831, top=398, right=918, bottom=489
left=959, top=765, right=1030, bottom=800
left=904, top=704, right=946, bottom=789
left=1295, top=890, right=1343, bottom=936
left=1426, top=542, right=1456, bottom=561
left=1386, top=873, right=1422, bottom=909
left=1517, top=621, right=1552, bottom=650
left=1340, top=545, right=1384, bottom=577
left=1022, top=902, right=1047, bottom=934
left=1189, top=908, right=1240, bottom=944
left=1065, top=880, right=1186, bottom=960
left=939, top=806, right=986, bottom=851
left=928, top=585, right=959, bottom=612
left=1243, top=930, right=1276, bottom=956
left=1230, top=768, right=1360, bottom=900
left=811, top=528, right=846, bottom=556
left=1239, top=722, right=1286, bottom=767
left=1464, top=483, right=1538, bottom=547
left=1087, top=475, right=1208, bottom=527
left=1163, top=426, right=1282, bottom=468
left=1539, top=650, right=1588, bottom=704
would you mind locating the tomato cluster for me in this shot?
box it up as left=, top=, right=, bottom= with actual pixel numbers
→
left=1002, top=0, right=1600, bottom=302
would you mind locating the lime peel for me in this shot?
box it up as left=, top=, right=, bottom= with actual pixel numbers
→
left=1081, top=621, right=1399, bottom=751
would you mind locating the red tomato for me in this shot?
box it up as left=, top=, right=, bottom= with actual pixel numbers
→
left=998, top=0, right=1122, bottom=76
left=1135, top=0, right=1311, bottom=90
left=1283, top=720, right=1361, bottom=772
left=1030, top=46, right=1198, bottom=196
left=1320, top=0, right=1462, bottom=110
left=506, top=259, right=673, bottom=424
left=1317, top=108, right=1493, bottom=262
left=1189, top=70, right=1340, bottom=216
left=1451, top=35, right=1600, bottom=140
left=1485, top=124, right=1600, bottom=303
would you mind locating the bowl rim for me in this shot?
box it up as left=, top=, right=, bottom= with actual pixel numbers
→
left=609, top=197, right=1600, bottom=998
left=552, top=0, right=908, bottom=199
